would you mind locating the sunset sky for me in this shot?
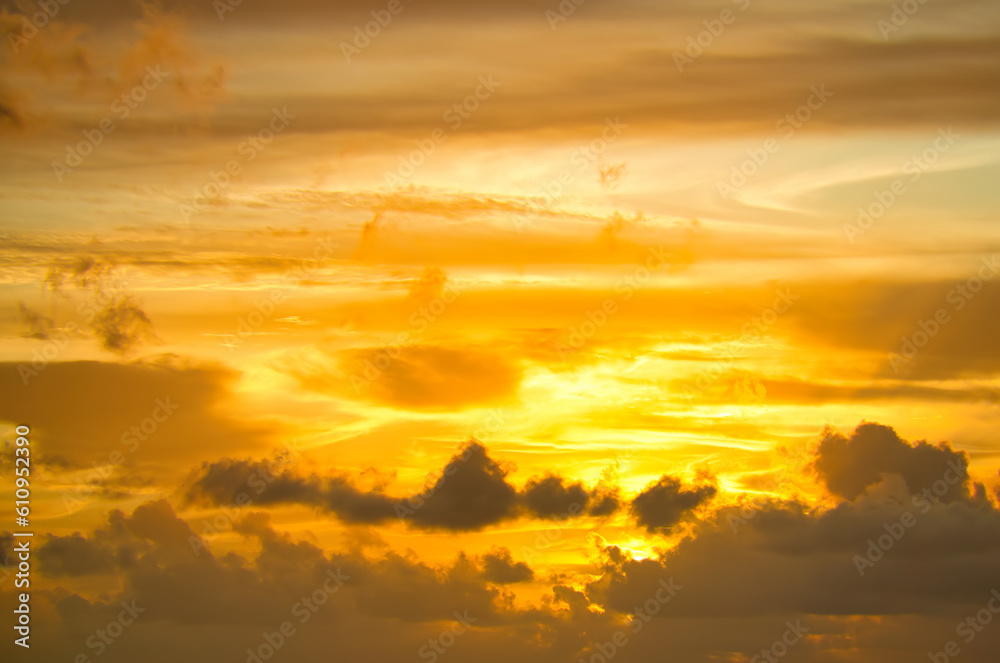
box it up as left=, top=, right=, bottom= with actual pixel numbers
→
left=2, top=0, right=1000, bottom=661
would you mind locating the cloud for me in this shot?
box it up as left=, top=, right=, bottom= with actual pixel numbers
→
left=521, top=473, right=592, bottom=519
left=521, top=473, right=621, bottom=519
left=340, top=345, right=523, bottom=411
left=479, top=547, right=533, bottom=584
left=629, top=476, right=717, bottom=533
left=185, top=441, right=628, bottom=531
left=1, top=2, right=223, bottom=139
left=591, top=495, right=1000, bottom=620
left=11, top=419, right=1000, bottom=663
left=410, top=442, right=519, bottom=530
left=16, top=301, right=53, bottom=339
left=37, top=532, right=118, bottom=577
left=0, top=356, right=275, bottom=473
left=814, top=422, right=972, bottom=503
left=91, top=294, right=159, bottom=354
left=9, top=499, right=566, bottom=662
left=30, top=256, right=160, bottom=354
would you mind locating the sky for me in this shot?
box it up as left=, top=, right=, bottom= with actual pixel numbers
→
left=1, top=0, right=1000, bottom=661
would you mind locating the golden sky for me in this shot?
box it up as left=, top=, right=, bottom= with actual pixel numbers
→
left=2, top=1, right=1000, bottom=661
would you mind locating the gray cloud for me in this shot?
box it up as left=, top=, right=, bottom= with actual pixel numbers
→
left=185, top=441, right=632, bottom=531
left=479, top=547, right=534, bottom=584
left=629, top=475, right=717, bottom=533
left=814, top=422, right=973, bottom=503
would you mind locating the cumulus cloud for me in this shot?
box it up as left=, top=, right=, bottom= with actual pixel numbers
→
left=630, top=475, right=717, bottom=533
left=479, top=547, right=533, bottom=584
left=814, top=422, right=973, bottom=503
left=12, top=416, right=1000, bottom=663
left=408, top=442, right=519, bottom=530
left=16, top=475, right=1000, bottom=663
left=10, top=500, right=568, bottom=662
left=185, top=441, right=634, bottom=531
left=521, top=473, right=621, bottom=519
left=37, top=532, right=119, bottom=577
left=591, top=495, right=1000, bottom=620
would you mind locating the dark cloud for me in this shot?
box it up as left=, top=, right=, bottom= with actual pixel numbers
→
left=37, top=532, right=117, bottom=577
left=587, top=489, right=623, bottom=517
left=10, top=458, right=1000, bottom=663
left=402, top=442, right=519, bottom=531
left=9, top=500, right=560, bottom=662
left=521, top=473, right=591, bottom=519
left=186, top=442, right=625, bottom=531
left=814, top=422, right=972, bottom=502
left=630, top=476, right=717, bottom=533
left=183, top=454, right=317, bottom=506
left=185, top=444, right=510, bottom=530
left=521, top=473, right=621, bottom=519
left=591, top=496, right=1000, bottom=621
left=479, top=547, right=533, bottom=584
